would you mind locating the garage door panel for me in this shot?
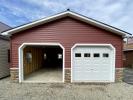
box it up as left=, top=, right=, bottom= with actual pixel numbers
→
left=74, top=65, right=110, bottom=70
left=73, top=73, right=110, bottom=81
left=72, top=45, right=114, bottom=82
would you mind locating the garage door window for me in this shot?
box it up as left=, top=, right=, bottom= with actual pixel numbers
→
left=84, top=53, right=90, bottom=57
left=103, top=53, right=109, bottom=57
left=75, top=53, right=81, bottom=57
left=94, top=53, right=100, bottom=57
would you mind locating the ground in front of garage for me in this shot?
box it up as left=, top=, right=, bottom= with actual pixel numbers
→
left=0, top=77, right=133, bottom=100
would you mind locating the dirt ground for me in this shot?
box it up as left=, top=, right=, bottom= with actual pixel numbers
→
left=0, top=77, right=133, bottom=100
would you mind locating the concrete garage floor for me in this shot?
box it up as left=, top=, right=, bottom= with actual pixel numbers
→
left=24, top=68, right=63, bottom=83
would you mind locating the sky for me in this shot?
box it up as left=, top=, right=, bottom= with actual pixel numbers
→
left=0, top=0, right=133, bottom=34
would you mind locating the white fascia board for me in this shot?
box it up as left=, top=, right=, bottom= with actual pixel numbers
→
left=123, top=49, right=133, bottom=51
left=2, top=11, right=127, bottom=36
left=1, top=11, right=69, bottom=36
left=68, top=12, right=126, bottom=36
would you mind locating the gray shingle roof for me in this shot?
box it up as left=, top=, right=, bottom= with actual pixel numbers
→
left=0, top=22, right=11, bottom=40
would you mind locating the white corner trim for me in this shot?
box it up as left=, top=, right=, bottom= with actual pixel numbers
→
left=71, top=43, right=116, bottom=83
left=18, top=42, right=65, bottom=83
left=2, top=11, right=127, bottom=36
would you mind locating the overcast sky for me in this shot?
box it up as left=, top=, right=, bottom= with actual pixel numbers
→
left=0, top=0, right=133, bottom=34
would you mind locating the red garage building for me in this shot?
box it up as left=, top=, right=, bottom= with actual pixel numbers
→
left=2, top=10, right=129, bottom=83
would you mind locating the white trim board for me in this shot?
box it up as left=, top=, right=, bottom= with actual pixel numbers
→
left=123, top=49, right=133, bottom=51
left=2, top=11, right=129, bottom=37
left=10, top=68, right=19, bottom=70
left=18, top=43, right=65, bottom=83
left=71, top=43, right=116, bottom=83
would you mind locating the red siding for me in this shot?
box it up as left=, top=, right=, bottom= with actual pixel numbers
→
left=11, top=17, right=123, bottom=68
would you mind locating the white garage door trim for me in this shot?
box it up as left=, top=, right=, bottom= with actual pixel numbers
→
left=18, top=43, right=65, bottom=83
left=71, top=43, right=116, bottom=83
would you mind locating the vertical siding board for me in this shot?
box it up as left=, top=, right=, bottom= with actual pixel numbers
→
left=0, top=39, right=10, bottom=78
left=11, top=17, right=123, bottom=69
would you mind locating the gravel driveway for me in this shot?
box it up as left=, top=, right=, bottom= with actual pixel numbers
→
left=0, top=77, right=133, bottom=100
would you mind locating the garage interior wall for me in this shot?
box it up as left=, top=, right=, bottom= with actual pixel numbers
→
left=23, top=46, right=43, bottom=75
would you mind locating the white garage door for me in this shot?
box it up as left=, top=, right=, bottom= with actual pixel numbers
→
left=72, top=45, right=115, bottom=82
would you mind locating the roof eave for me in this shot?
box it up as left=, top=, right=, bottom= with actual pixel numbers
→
left=2, top=11, right=69, bottom=36
left=123, top=49, right=133, bottom=51
left=2, top=11, right=129, bottom=37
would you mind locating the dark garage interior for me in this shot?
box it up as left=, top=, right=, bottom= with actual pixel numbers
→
left=23, top=45, right=63, bottom=82
left=43, top=47, right=63, bottom=69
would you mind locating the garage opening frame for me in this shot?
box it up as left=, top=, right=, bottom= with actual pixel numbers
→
left=18, top=43, right=65, bottom=83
